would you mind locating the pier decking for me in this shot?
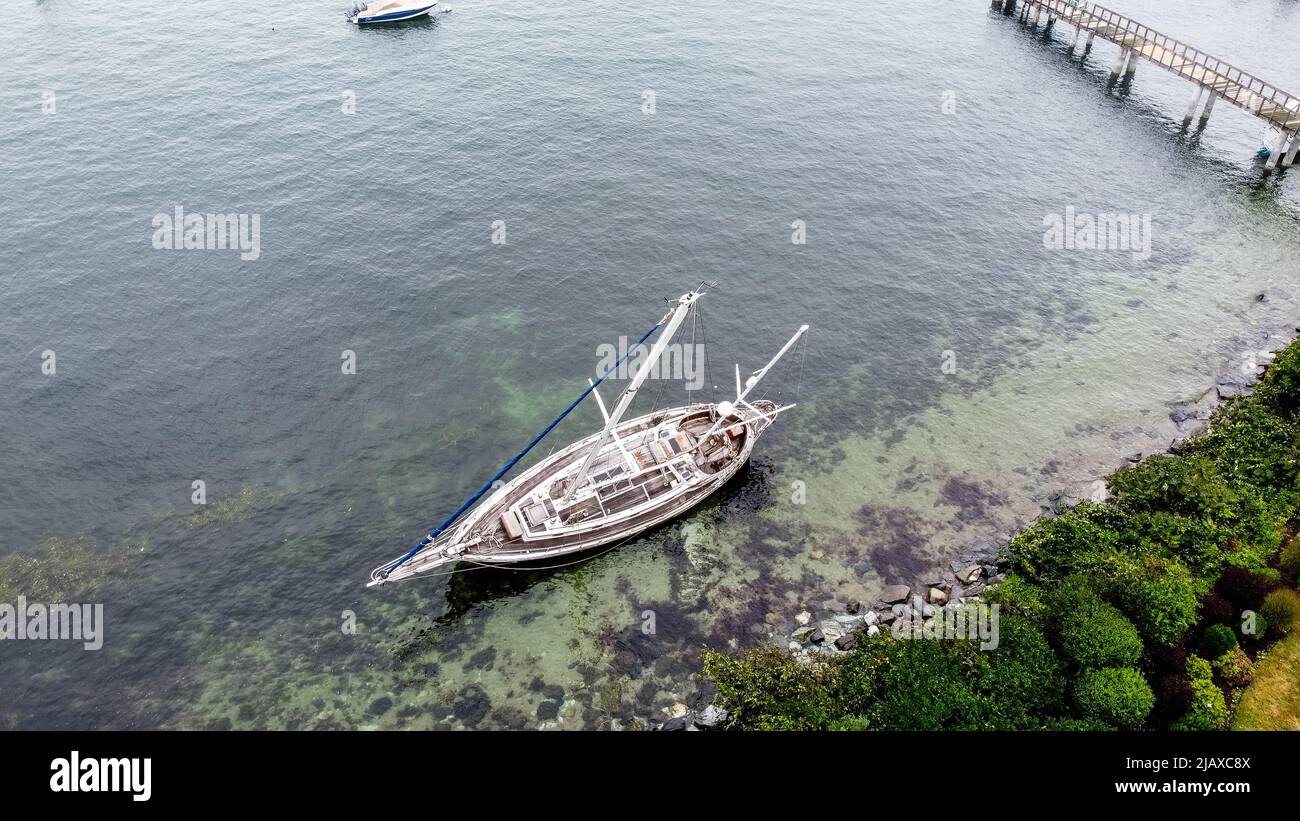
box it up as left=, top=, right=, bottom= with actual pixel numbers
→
left=995, top=0, right=1300, bottom=169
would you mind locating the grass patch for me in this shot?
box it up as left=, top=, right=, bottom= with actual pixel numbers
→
left=1232, top=631, right=1300, bottom=730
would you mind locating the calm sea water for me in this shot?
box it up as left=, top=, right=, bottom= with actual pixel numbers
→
left=2, top=0, right=1299, bottom=729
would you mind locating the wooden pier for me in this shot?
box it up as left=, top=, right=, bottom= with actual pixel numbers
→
left=995, top=0, right=1300, bottom=169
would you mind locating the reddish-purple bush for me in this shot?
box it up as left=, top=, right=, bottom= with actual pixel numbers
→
left=1197, top=593, right=1234, bottom=628
left=1150, top=673, right=1194, bottom=726
left=1147, top=643, right=1188, bottom=675
left=1215, top=567, right=1276, bottom=612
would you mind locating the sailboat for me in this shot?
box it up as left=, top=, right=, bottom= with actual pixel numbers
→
left=367, top=286, right=807, bottom=586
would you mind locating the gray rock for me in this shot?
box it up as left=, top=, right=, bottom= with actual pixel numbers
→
left=792, top=626, right=816, bottom=642
left=695, top=704, right=728, bottom=728
left=834, top=634, right=856, bottom=651
left=880, top=584, right=911, bottom=604
left=845, top=600, right=861, bottom=615
left=794, top=610, right=812, bottom=626
left=662, top=717, right=688, bottom=731
left=863, top=610, right=880, bottom=626
left=809, top=627, right=825, bottom=644
left=866, top=624, right=880, bottom=637
left=956, top=565, right=983, bottom=585
left=922, top=604, right=936, bottom=619
left=928, top=587, right=949, bottom=605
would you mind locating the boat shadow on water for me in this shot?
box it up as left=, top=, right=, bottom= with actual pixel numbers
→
left=384, top=460, right=775, bottom=663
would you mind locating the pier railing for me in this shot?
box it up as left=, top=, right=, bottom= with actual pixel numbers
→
left=1021, top=0, right=1300, bottom=133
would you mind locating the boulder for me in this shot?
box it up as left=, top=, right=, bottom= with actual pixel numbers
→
left=695, top=704, right=728, bottom=728
left=928, top=587, right=949, bottom=605
left=866, top=624, right=880, bottom=637
left=809, top=627, right=825, bottom=644
left=880, top=584, right=911, bottom=604
left=845, top=600, right=861, bottom=615
left=794, top=610, right=812, bottom=626
left=792, top=625, right=816, bottom=642
left=956, top=565, right=982, bottom=585
left=834, top=634, right=856, bottom=651
left=662, top=717, right=689, bottom=731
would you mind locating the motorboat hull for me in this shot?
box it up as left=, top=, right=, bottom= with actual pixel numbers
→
left=351, top=3, right=439, bottom=24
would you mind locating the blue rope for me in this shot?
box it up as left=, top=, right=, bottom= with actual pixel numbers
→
left=382, top=320, right=663, bottom=577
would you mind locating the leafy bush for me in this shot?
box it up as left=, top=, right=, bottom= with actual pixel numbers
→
left=983, top=575, right=1047, bottom=619
left=1199, top=623, right=1238, bottom=659
left=1184, top=400, right=1300, bottom=494
left=1108, top=454, right=1236, bottom=522
left=1057, top=597, right=1144, bottom=669
left=1105, top=556, right=1202, bottom=646
left=1005, top=504, right=1127, bottom=582
left=1254, top=342, right=1300, bottom=421
left=1259, top=588, right=1300, bottom=637
left=702, top=647, right=835, bottom=730
left=1072, top=667, right=1154, bottom=729
left=1245, top=613, right=1268, bottom=642
left=1280, top=538, right=1300, bottom=584
left=1215, top=567, right=1275, bottom=612
left=1171, top=655, right=1228, bottom=730
left=976, top=615, right=1066, bottom=719
left=1213, top=648, right=1254, bottom=688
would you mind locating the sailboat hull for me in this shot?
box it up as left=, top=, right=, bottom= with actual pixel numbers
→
left=370, top=400, right=776, bottom=584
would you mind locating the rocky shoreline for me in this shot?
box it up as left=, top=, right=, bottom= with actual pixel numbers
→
left=657, top=291, right=1299, bottom=731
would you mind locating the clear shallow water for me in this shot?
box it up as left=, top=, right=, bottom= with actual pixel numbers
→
left=2, top=0, right=1299, bottom=729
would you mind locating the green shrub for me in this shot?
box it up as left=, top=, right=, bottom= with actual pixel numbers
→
left=1171, top=655, right=1228, bottom=730
left=1185, top=400, right=1300, bottom=493
left=1105, top=556, right=1202, bottom=646
left=1280, top=538, right=1300, bottom=583
left=1246, top=613, right=1268, bottom=641
left=1255, top=342, right=1300, bottom=422
left=1199, top=623, right=1238, bottom=659
left=1108, top=454, right=1235, bottom=521
left=983, top=575, right=1048, bottom=620
left=977, top=615, right=1066, bottom=719
left=702, top=647, right=835, bottom=730
left=1005, top=504, right=1127, bottom=582
left=1213, top=648, right=1254, bottom=688
left=1057, top=597, right=1144, bottom=669
left=1259, top=588, right=1300, bottom=637
left=1072, top=667, right=1154, bottom=729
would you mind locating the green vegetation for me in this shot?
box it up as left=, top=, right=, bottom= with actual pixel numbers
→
left=1259, top=589, right=1300, bottom=637
left=702, top=335, right=1300, bottom=731
left=1199, top=623, right=1238, bottom=659
left=1072, top=667, right=1154, bottom=729
left=1233, top=633, right=1300, bottom=730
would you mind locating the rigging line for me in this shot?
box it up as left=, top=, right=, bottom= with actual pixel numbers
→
left=686, top=305, right=699, bottom=407
left=381, top=318, right=666, bottom=579
left=698, top=300, right=715, bottom=405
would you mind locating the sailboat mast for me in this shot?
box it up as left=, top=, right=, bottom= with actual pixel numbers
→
left=565, top=290, right=704, bottom=498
